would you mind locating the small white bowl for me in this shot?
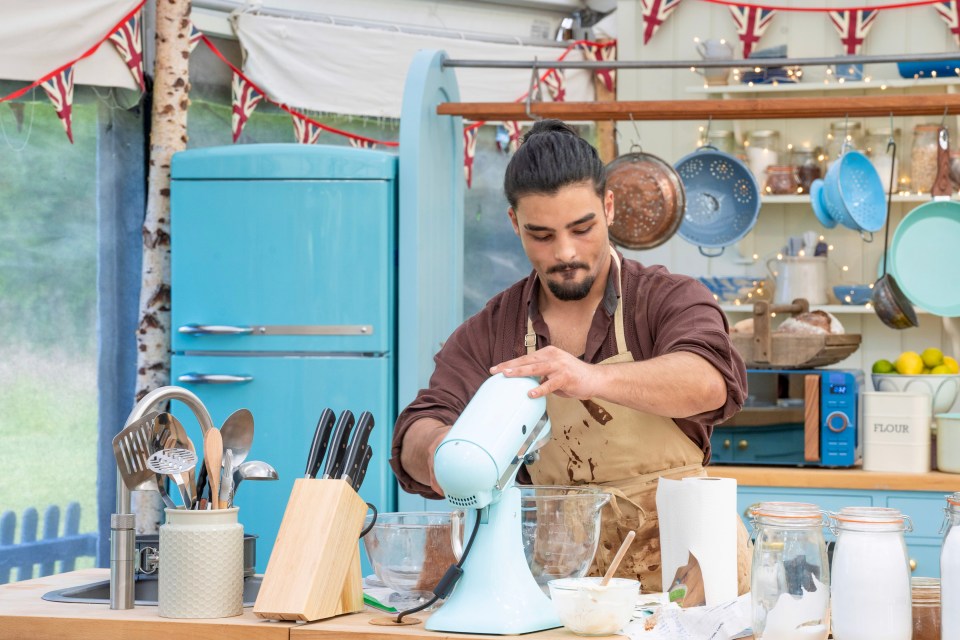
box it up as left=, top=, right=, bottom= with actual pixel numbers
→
left=872, top=373, right=960, bottom=416
left=547, top=577, right=639, bottom=636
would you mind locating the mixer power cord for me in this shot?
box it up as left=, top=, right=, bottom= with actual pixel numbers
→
left=394, top=508, right=482, bottom=623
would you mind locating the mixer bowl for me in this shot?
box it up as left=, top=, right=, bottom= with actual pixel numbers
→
left=521, top=485, right=612, bottom=593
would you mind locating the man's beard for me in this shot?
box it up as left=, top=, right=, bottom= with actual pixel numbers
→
left=546, top=274, right=596, bottom=301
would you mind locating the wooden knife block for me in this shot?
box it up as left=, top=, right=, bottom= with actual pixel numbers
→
left=253, top=478, right=367, bottom=622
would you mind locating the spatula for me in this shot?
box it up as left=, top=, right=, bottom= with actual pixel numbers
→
left=147, top=448, right=198, bottom=508
left=204, top=427, right=223, bottom=510
left=112, top=411, right=162, bottom=490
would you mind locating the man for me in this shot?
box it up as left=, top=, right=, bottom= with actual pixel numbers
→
left=390, top=119, right=750, bottom=593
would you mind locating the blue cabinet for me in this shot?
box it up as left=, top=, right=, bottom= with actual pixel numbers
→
left=737, top=485, right=945, bottom=577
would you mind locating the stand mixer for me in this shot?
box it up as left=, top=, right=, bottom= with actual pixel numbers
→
left=424, top=373, right=561, bottom=634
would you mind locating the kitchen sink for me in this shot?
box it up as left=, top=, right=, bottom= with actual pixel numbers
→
left=42, top=576, right=262, bottom=607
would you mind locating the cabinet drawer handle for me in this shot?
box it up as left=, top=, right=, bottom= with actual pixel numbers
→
left=910, top=558, right=917, bottom=572
left=723, top=439, right=732, bottom=449
left=177, top=373, right=253, bottom=384
left=738, top=439, right=749, bottom=450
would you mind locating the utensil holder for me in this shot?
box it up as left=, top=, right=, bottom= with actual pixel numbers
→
left=253, top=478, right=366, bottom=622
left=158, top=507, right=243, bottom=619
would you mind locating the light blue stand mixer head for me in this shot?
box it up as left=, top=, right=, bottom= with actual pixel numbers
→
left=426, top=373, right=561, bottom=634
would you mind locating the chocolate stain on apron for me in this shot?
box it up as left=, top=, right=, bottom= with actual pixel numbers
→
left=525, top=249, right=751, bottom=594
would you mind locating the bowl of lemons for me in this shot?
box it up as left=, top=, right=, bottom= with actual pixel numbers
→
left=872, top=348, right=960, bottom=415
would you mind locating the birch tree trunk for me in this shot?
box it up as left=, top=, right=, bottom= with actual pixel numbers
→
left=133, top=0, right=193, bottom=533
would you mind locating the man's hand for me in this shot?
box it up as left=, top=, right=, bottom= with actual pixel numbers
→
left=490, top=346, right=601, bottom=400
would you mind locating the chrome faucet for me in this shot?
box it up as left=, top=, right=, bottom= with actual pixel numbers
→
left=111, top=386, right=215, bottom=609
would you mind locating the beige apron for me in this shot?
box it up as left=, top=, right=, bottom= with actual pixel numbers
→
left=525, top=249, right=751, bottom=594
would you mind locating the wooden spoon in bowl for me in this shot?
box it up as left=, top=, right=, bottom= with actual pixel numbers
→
left=204, top=427, right=223, bottom=510
left=601, top=530, right=636, bottom=586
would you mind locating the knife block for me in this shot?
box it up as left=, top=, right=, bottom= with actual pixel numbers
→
left=253, top=478, right=367, bottom=621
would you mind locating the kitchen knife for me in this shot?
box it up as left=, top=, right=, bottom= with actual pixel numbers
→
left=304, top=408, right=336, bottom=479
left=320, top=410, right=355, bottom=479
left=339, top=411, right=375, bottom=487
left=351, top=445, right=374, bottom=492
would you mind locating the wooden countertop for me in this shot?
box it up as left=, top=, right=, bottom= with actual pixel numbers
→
left=708, top=465, right=960, bottom=492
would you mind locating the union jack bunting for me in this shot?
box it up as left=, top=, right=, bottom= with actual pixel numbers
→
left=189, top=23, right=203, bottom=53
left=292, top=115, right=323, bottom=145
left=349, top=137, right=377, bottom=149
left=829, top=9, right=878, bottom=55
left=578, top=41, right=617, bottom=93
left=728, top=5, right=776, bottom=59
left=542, top=69, right=566, bottom=102
left=505, top=121, right=523, bottom=153
left=464, top=123, right=480, bottom=188
left=108, top=11, right=145, bottom=91
left=935, top=1, right=960, bottom=46
left=641, top=0, right=683, bottom=45
left=40, top=66, right=75, bottom=143
left=231, top=73, right=264, bottom=143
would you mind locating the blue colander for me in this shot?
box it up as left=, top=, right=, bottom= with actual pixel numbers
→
left=823, top=150, right=887, bottom=234
left=674, top=147, right=761, bottom=256
left=810, top=179, right=838, bottom=229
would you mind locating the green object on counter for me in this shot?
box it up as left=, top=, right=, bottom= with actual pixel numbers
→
left=363, top=593, right=397, bottom=612
left=668, top=586, right=686, bottom=603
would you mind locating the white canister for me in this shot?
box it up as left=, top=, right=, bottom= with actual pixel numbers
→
left=862, top=391, right=931, bottom=473
left=158, top=507, right=244, bottom=619
left=936, top=413, right=960, bottom=473
left=830, top=507, right=913, bottom=640
left=766, top=255, right=828, bottom=305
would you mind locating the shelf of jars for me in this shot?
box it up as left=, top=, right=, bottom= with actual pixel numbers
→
left=759, top=193, right=937, bottom=204
left=719, top=303, right=929, bottom=316
left=687, top=75, right=960, bottom=95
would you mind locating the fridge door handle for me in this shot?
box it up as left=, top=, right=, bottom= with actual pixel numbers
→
left=179, top=324, right=253, bottom=336
left=177, top=373, right=254, bottom=384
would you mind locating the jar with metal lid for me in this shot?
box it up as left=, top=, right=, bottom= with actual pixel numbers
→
left=789, top=146, right=822, bottom=194
left=749, top=502, right=830, bottom=640
left=825, top=120, right=864, bottom=169
left=830, top=507, right=913, bottom=640
left=764, top=165, right=800, bottom=195
left=911, top=577, right=941, bottom=640
left=864, top=127, right=901, bottom=193
left=746, top=130, right=780, bottom=185
left=941, top=492, right=960, bottom=637
left=911, top=124, right=941, bottom=193
left=702, top=129, right=736, bottom=155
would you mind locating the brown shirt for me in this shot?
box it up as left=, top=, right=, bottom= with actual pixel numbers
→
left=390, top=249, right=747, bottom=498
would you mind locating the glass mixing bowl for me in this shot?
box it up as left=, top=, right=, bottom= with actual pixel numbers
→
left=361, top=511, right=462, bottom=609
left=521, top=486, right=612, bottom=593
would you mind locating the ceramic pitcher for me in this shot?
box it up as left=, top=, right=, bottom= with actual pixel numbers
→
left=766, top=255, right=828, bottom=305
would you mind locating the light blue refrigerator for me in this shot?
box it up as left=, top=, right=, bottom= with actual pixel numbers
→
left=169, top=144, right=398, bottom=571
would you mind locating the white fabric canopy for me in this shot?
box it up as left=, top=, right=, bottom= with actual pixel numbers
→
left=234, top=13, right=595, bottom=119
left=0, top=0, right=140, bottom=90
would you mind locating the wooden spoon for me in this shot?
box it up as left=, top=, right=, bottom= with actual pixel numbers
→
left=601, top=530, right=636, bottom=586
left=204, top=428, right=223, bottom=510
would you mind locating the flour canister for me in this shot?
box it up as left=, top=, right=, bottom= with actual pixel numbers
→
left=862, top=391, right=931, bottom=473
left=158, top=507, right=243, bottom=618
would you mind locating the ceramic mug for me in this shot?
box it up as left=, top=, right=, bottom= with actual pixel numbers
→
left=766, top=256, right=828, bottom=305
left=696, top=39, right=734, bottom=86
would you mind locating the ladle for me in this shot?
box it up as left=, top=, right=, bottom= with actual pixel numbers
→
left=871, top=137, right=918, bottom=330
left=600, top=530, right=636, bottom=586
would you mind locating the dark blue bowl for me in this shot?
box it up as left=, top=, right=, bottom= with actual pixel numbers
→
left=833, top=284, right=873, bottom=305
left=897, top=61, right=960, bottom=79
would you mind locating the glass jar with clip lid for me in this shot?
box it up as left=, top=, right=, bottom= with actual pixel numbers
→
left=830, top=506, right=913, bottom=640
left=940, top=492, right=960, bottom=637
left=749, top=502, right=830, bottom=640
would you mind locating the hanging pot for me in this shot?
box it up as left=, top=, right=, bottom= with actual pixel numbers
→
left=604, top=150, right=686, bottom=250
left=872, top=139, right=918, bottom=329
left=674, top=146, right=761, bottom=257
left=889, top=127, right=960, bottom=318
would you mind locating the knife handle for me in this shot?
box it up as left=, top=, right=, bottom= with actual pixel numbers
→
left=351, top=445, right=374, bottom=492
left=321, top=410, right=355, bottom=479
left=305, top=408, right=336, bottom=479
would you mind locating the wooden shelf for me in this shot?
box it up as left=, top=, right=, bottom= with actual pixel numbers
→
left=720, top=303, right=929, bottom=316
left=761, top=193, right=933, bottom=204
left=708, top=465, right=960, bottom=492
left=688, top=76, right=960, bottom=95
left=437, top=93, right=960, bottom=121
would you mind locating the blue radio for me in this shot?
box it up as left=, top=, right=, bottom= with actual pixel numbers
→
left=710, top=369, right=863, bottom=467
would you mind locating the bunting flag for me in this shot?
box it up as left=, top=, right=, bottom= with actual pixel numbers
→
left=935, top=1, right=960, bottom=46
left=108, top=11, right=145, bottom=91
left=292, top=115, right=323, bottom=144
left=349, top=138, right=377, bottom=149
left=578, top=41, right=618, bottom=93
left=829, top=9, right=879, bottom=55
left=464, top=123, right=479, bottom=188
left=189, top=23, right=203, bottom=53
left=641, top=0, right=684, bottom=45
left=40, top=66, right=75, bottom=143
left=729, top=5, right=777, bottom=58
left=231, top=72, right=264, bottom=142
left=542, top=69, right=566, bottom=102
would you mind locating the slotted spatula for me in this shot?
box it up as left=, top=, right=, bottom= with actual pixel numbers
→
left=112, top=411, right=162, bottom=490
left=147, top=448, right=198, bottom=508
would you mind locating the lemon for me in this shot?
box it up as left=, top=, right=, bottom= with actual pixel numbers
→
left=946, top=356, right=959, bottom=374
left=872, top=359, right=895, bottom=374
left=922, top=347, right=945, bottom=369
left=895, top=351, right=924, bottom=375
left=933, top=364, right=952, bottom=374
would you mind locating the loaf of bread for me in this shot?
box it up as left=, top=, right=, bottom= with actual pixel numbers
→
left=776, top=310, right=845, bottom=335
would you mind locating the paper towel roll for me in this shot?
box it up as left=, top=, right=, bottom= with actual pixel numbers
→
left=656, top=476, right=738, bottom=606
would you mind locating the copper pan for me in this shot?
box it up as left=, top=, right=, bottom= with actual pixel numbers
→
left=605, top=150, right=686, bottom=250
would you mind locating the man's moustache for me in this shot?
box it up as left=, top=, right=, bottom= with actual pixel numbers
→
left=548, top=262, right=588, bottom=274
